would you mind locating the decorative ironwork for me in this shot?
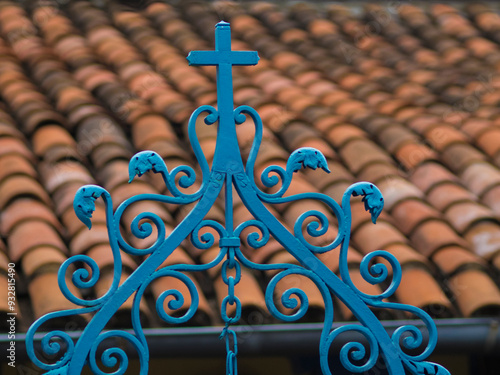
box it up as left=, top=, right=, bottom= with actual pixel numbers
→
left=26, top=22, right=450, bottom=375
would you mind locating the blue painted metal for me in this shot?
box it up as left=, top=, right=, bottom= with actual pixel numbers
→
left=25, top=22, right=450, bottom=375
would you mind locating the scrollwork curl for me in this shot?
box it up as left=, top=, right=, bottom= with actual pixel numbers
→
left=89, top=331, right=147, bottom=375
left=133, top=268, right=200, bottom=326
left=266, top=271, right=308, bottom=322
left=389, top=309, right=437, bottom=363
left=265, top=268, right=332, bottom=323
left=58, top=254, right=108, bottom=306
left=234, top=220, right=270, bottom=249
left=294, top=210, right=339, bottom=253
left=26, top=308, right=97, bottom=372
left=116, top=211, right=167, bottom=256
left=320, top=325, right=379, bottom=375
left=191, top=219, right=228, bottom=250
left=358, top=250, right=402, bottom=301
left=155, top=271, right=200, bottom=324
left=188, top=105, right=219, bottom=193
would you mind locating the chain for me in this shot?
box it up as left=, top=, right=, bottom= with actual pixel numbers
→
left=220, top=246, right=241, bottom=375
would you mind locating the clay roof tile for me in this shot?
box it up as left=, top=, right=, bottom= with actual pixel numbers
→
left=432, top=246, right=486, bottom=275
left=442, top=143, right=486, bottom=173
left=0, top=153, right=36, bottom=182
left=464, top=221, right=500, bottom=259
left=391, top=199, right=441, bottom=235
left=395, top=266, right=454, bottom=318
left=339, top=139, right=392, bottom=174
left=476, top=128, right=500, bottom=157
left=449, top=269, right=500, bottom=317
left=410, top=219, right=468, bottom=257
left=32, top=125, right=77, bottom=157
left=0, top=198, right=61, bottom=236
left=445, top=201, right=497, bottom=233
left=353, top=220, right=407, bottom=254
left=22, top=246, right=67, bottom=278
left=410, top=162, right=458, bottom=193
left=461, top=162, right=500, bottom=197
left=9, top=220, right=66, bottom=262
left=0, top=175, right=51, bottom=209
left=29, top=272, right=81, bottom=320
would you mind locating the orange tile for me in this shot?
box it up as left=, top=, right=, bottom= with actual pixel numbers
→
left=449, top=268, right=500, bottom=317
left=410, top=219, right=467, bottom=257
left=396, top=266, right=453, bottom=318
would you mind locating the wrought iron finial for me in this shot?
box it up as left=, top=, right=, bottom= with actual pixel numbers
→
left=26, top=22, right=450, bottom=375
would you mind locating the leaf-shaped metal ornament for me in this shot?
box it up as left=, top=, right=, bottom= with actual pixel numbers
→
left=287, top=147, right=330, bottom=173
left=128, top=151, right=168, bottom=182
left=349, top=182, right=384, bottom=224
left=73, top=185, right=108, bottom=229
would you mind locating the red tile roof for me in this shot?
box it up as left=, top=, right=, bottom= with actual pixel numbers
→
left=0, top=0, right=498, bottom=332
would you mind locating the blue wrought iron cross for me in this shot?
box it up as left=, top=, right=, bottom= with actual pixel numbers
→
left=26, top=22, right=449, bottom=375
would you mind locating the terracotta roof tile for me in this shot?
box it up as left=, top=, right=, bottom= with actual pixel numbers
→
left=1, top=0, right=500, bottom=330
left=376, top=177, right=424, bottom=211
left=377, top=125, right=418, bottom=154
left=410, top=219, right=468, bottom=257
left=28, top=272, right=81, bottom=320
left=483, top=185, right=500, bottom=216
left=9, top=220, right=66, bottom=262
left=40, top=160, right=94, bottom=194
left=391, top=199, right=441, bottom=236
left=425, top=125, right=468, bottom=152
left=339, top=139, right=392, bottom=174
left=0, top=175, right=51, bottom=209
left=444, top=201, right=497, bottom=233
left=475, top=128, right=500, bottom=159
left=326, top=124, right=367, bottom=149
left=356, top=162, right=399, bottom=184
left=32, top=125, right=77, bottom=157
left=449, top=269, right=500, bottom=317
left=442, top=143, right=486, bottom=173
left=0, top=198, right=61, bottom=236
left=384, top=243, right=428, bottom=267
left=0, top=153, right=36, bottom=182
left=461, top=162, right=500, bottom=197
left=464, top=221, right=500, bottom=259
left=395, top=266, right=453, bottom=318
left=432, top=246, right=486, bottom=276
left=353, top=221, right=407, bottom=254
left=22, top=246, right=67, bottom=278
left=410, top=162, right=458, bottom=193
left=426, top=182, right=477, bottom=211
left=0, top=137, right=35, bottom=162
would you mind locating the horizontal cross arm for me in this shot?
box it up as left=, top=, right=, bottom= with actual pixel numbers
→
left=187, top=50, right=259, bottom=66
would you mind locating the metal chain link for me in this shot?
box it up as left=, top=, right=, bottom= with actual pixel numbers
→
left=220, top=246, right=241, bottom=375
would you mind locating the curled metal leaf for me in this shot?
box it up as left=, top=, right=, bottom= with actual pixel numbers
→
left=350, top=182, right=384, bottom=224
left=73, top=185, right=107, bottom=230
left=128, top=151, right=168, bottom=183
left=287, top=147, right=330, bottom=174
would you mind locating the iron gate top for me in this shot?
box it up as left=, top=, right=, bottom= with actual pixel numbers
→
left=26, top=22, right=449, bottom=375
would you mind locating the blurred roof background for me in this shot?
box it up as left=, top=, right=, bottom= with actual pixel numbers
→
left=0, top=0, right=498, bottom=354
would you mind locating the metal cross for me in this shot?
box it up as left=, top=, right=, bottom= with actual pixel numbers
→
left=187, top=21, right=259, bottom=119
